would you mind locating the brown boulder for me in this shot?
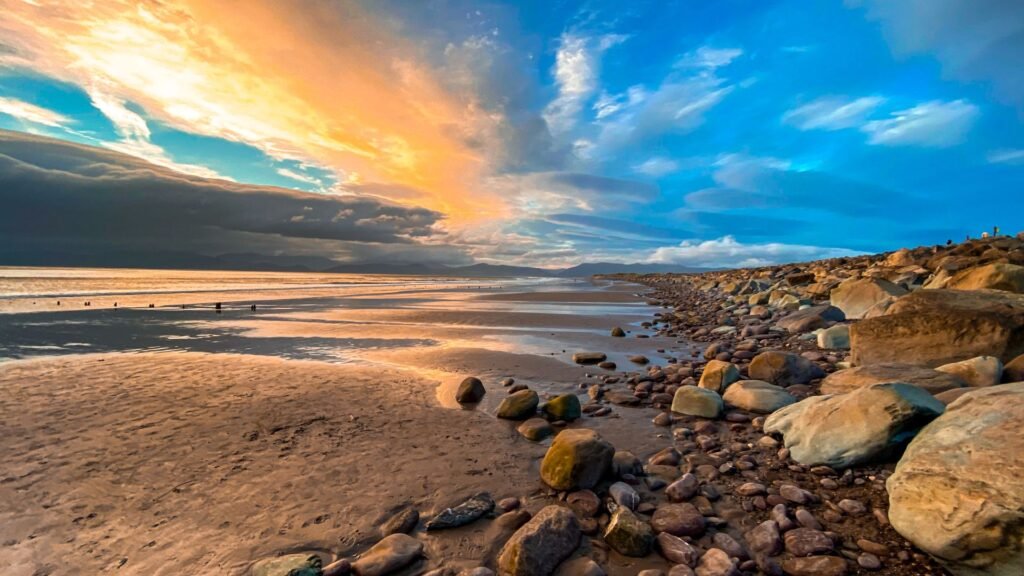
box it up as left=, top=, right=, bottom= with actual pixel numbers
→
left=947, top=263, right=1024, bottom=293
left=850, top=289, right=1024, bottom=367
left=820, top=363, right=966, bottom=395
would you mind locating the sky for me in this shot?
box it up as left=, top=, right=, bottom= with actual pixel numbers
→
left=1, top=0, right=1023, bottom=269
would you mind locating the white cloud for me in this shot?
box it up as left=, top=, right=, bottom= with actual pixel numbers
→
left=987, top=149, right=1024, bottom=165
left=648, top=235, right=860, bottom=268
left=543, top=33, right=626, bottom=136
left=277, top=167, right=323, bottom=187
left=634, top=156, right=680, bottom=177
left=861, top=99, right=979, bottom=147
left=782, top=96, right=885, bottom=130
left=87, top=89, right=230, bottom=180
left=675, top=47, right=744, bottom=71
left=0, top=97, right=71, bottom=127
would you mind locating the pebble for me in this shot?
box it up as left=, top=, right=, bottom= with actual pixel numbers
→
left=857, top=553, right=882, bottom=570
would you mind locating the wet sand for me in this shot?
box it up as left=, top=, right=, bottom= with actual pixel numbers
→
left=0, top=274, right=682, bottom=575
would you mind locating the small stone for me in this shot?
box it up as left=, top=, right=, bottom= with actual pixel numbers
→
left=542, top=394, right=582, bottom=421
left=784, top=528, right=833, bottom=557
left=517, top=418, right=554, bottom=441
left=611, top=326, right=626, bottom=337
left=604, top=508, right=654, bottom=557
left=380, top=508, right=419, bottom=536
left=837, top=499, right=866, bottom=516
left=794, top=508, right=822, bottom=531
left=666, top=473, right=699, bottom=501
left=735, top=482, right=766, bottom=497
left=351, top=534, right=423, bottom=576
left=781, top=556, right=847, bottom=576
left=745, top=520, right=782, bottom=557
left=657, top=532, right=700, bottom=567
left=609, top=482, right=640, bottom=510
left=651, top=503, right=705, bottom=537
left=566, top=490, right=601, bottom=517
left=456, top=377, right=486, bottom=403
left=573, top=352, right=607, bottom=364
left=425, top=493, right=494, bottom=531
left=695, top=548, right=739, bottom=576
left=857, top=553, right=881, bottom=570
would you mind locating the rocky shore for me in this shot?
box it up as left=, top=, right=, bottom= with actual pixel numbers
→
left=248, top=235, right=1022, bottom=576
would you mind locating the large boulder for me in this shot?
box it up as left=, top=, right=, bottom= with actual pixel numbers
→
left=850, top=289, right=1024, bottom=367
left=887, top=384, right=1024, bottom=576
left=935, top=356, right=1004, bottom=387
left=722, top=380, right=796, bottom=413
left=830, top=277, right=908, bottom=319
left=947, top=263, right=1024, bottom=293
left=540, top=429, right=614, bottom=490
left=670, top=387, right=724, bottom=418
left=817, top=324, right=850, bottom=350
left=1005, top=353, right=1024, bottom=383
left=776, top=304, right=845, bottom=333
left=820, top=363, right=967, bottom=396
left=497, top=505, right=581, bottom=576
left=456, top=377, right=486, bottom=403
left=748, top=351, right=825, bottom=386
left=698, top=360, right=740, bottom=393
left=763, top=383, right=944, bottom=469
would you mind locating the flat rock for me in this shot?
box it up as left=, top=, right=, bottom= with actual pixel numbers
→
left=252, top=554, right=322, bottom=576
left=425, top=493, right=494, bottom=531
left=781, top=556, right=847, bottom=576
left=820, top=363, right=966, bottom=396
left=887, top=383, right=1024, bottom=576
left=497, top=505, right=581, bottom=576
left=517, top=417, right=554, bottom=441
left=722, top=380, right=796, bottom=414
left=573, top=352, right=607, bottom=364
left=850, top=289, right=1024, bottom=367
left=352, top=534, right=423, bottom=576
left=658, top=532, right=700, bottom=566
left=763, top=383, right=944, bottom=468
left=777, top=304, right=845, bottom=333
left=947, top=263, right=1024, bottom=293
left=651, top=502, right=705, bottom=537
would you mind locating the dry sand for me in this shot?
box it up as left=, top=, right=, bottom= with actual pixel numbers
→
left=0, top=352, right=546, bottom=576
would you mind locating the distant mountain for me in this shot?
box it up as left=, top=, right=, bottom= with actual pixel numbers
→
left=555, top=262, right=709, bottom=277
left=324, top=261, right=709, bottom=277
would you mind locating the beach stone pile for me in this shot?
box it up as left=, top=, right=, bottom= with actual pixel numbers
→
left=254, top=234, right=1024, bottom=576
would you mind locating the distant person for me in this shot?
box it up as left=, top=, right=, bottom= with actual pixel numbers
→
left=982, top=231, right=990, bottom=238
left=994, top=225, right=1000, bottom=236
left=946, top=239, right=953, bottom=246
left=250, top=304, right=256, bottom=311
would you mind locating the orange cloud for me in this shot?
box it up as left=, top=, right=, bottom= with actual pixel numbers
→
left=0, top=0, right=504, bottom=222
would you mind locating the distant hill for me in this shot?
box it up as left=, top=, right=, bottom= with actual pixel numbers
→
left=324, top=261, right=710, bottom=277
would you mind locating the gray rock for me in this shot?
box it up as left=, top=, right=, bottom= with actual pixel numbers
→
left=657, top=532, right=700, bottom=566
left=764, top=383, right=944, bottom=469
left=425, top=493, right=494, bottom=531
left=651, top=503, right=705, bottom=537
left=609, top=481, right=640, bottom=510
left=497, top=506, right=581, bottom=576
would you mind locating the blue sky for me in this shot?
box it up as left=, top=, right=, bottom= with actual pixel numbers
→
left=1, top=0, right=1023, bottom=268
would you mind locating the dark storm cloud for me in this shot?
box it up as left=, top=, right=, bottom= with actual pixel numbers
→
left=0, top=130, right=444, bottom=260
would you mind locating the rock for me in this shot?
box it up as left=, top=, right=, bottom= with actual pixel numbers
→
left=566, top=490, right=600, bottom=517
left=749, top=352, right=825, bottom=386
left=820, top=363, right=966, bottom=396
left=887, top=383, right=1024, bottom=576
left=658, top=532, right=700, bottom=566
left=604, top=507, right=654, bottom=557
left=381, top=508, right=419, bottom=536
left=425, top=493, right=494, bottom=531
left=746, top=520, right=782, bottom=557
left=735, top=482, right=766, bottom=497
left=611, top=326, right=626, bottom=337
left=630, top=355, right=650, bottom=364
left=763, top=383, right=945, bottom=468
left=518, top=418, right=554, bottom=441
left=947, top=263, right=1024, bottom=293
left=351, top=534, right=423, bottom=576
left=784, top=528, right=833, bottom=556
left=573, top=352, right=607, bottom=364
left=651, top=503, right=705, bottom=537
left=554, top=557, right=605, bottom=576
left=597, top=361, right=616, bottom=370
left=542, top=394, right=582, bottom=421
left=817, top=325, right=850, bottom=350
left=695, top=548, right=739, bottom=576
left=323, top=558, right=351, bottom=576
left=609, top=481, right=640, bottom=510
left=722, top=380, right=796, bottom=414
left=698, top=360, right=741, bottom=393
left=830, top=277, right=907, bottom=320
left=497, top=389, right=540, bottom=419
left=665, top=473, right=699, bottom=501
left=1004, top=353, right=1024, bottom=382
left=613, top=451, right=643, bottom=477
left=935, top=356, right=1004, bottom=387
left=712, top=532, right=747, bottom=559
left=777, top=305, right=845, bottom=333
left=857, top=553, right=881, bottom=570
left=850, top=289, right=1024, bottom=367
left=501, top=377, right=515, bottom=387
left=671, top=387, right=724, bottom=418
left=497, top=505, right=581, bottom=576
left=456, top=377, right=486, bottom=403
left=540, top=429, right=614, bottom=490
left=781, top=556, right=847, bottom=576
left=252, top=554, right=323, bottom=576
